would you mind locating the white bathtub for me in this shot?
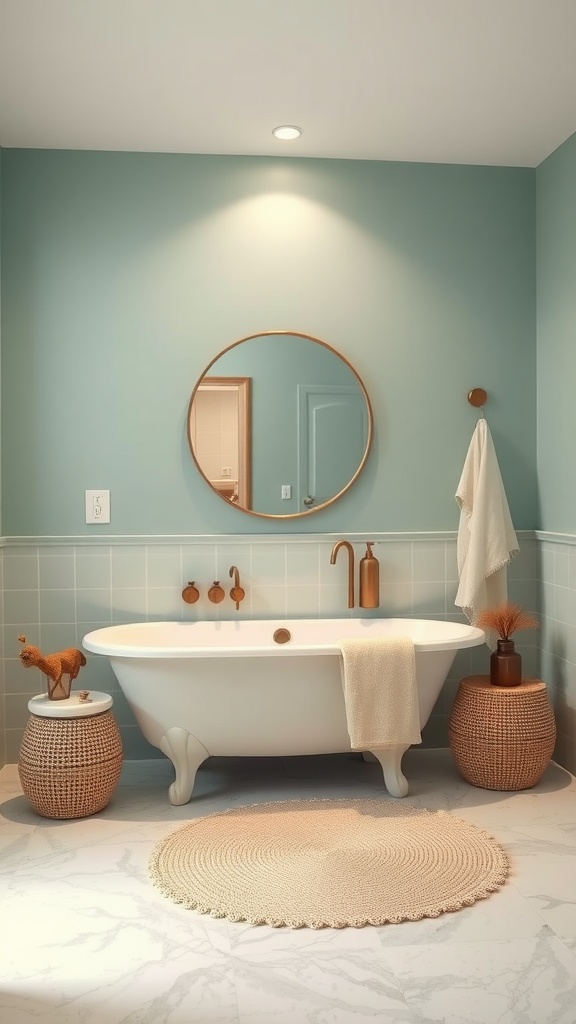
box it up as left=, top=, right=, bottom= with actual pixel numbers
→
left=83, top=618, right=484, bottom=804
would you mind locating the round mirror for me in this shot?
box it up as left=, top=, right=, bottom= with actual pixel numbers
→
left=187, top=331, right=373, bottom=519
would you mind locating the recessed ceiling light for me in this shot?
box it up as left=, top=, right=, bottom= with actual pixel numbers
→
left=272, top=125, right=302, bottom=141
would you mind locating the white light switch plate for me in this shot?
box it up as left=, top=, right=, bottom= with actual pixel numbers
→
left=86, top=490, right=110, bottom=524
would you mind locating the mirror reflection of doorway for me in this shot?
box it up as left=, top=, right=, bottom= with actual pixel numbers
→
left=189, top=377, right=251, bottom=507
left=298, top=385, right=368, bottom=510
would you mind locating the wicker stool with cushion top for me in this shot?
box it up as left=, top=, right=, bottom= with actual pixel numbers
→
left=19, top=691, right=123, bottom=819
left=448, top=675, right=556, bottom=791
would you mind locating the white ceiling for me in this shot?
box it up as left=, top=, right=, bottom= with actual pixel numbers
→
left=1, top=0, right=576, bottom=167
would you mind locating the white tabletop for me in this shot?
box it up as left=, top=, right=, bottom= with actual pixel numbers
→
left=28, top=691, right=113, bottom=719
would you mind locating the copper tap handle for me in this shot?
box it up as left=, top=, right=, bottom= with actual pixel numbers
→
left=228, top=566, right=245, bottom=610
left=208, top=581, right=225, bottom=604
left=230, top=586, right=245, bottom=611
left=182, top=581, right=200, bottom=604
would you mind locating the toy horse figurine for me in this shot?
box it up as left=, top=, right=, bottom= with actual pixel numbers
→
left=18, top=635, right=87, bottom=701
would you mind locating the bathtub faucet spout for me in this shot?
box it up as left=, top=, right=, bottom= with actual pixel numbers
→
left=329, top=540, right=355, bottom=608
left=229, top=566, right=246, bottom=611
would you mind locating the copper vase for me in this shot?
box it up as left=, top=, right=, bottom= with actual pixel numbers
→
left=490, top=638, right=522, bottom=687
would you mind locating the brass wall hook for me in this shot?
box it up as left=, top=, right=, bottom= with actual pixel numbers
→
left=468, top=388, right=488, bottom=414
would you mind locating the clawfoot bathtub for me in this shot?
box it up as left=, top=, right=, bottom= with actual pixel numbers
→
left=83, top=618, right=484, bottom=805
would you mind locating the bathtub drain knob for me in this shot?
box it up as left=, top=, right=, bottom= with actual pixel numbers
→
left=273, top=628, right=291, bottom=644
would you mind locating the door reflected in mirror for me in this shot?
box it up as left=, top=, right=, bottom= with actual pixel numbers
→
left=188, top=377, right=251, bottom=507
left=187, top=332, right=373, bottom=520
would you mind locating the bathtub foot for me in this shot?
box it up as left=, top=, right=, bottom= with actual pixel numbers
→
left=367, top=745, right=410, bottom=798
left=159, top=728, right=209, bottom=805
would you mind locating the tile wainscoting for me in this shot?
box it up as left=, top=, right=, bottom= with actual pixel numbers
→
left=0, top=531, right=538, bottom=766
left=537, top=532, right=576, bottom=775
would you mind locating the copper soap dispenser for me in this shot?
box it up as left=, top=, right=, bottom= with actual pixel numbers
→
left=359, top=542, right=380, bottom=609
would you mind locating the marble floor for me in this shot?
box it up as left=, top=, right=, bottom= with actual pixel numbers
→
left=2, top=749, right=576, bottom=1024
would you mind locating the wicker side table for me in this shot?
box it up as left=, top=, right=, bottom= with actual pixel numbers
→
left=448, top=675, right=556, bottom=791
left=18, top=691, right=123, bottom=819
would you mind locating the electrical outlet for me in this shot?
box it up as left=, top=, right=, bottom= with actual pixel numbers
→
left=281, top=484, right=292, bottom=500
left=86, top=490, right=111, bottom=524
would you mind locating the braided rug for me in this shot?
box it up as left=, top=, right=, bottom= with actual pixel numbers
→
left=149, top=798, right=508, bottom=929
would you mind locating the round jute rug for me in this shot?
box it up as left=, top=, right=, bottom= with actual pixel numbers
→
left=149, top=798, right=509, bottom=929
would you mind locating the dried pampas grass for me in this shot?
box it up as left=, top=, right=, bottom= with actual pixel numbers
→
left=475, top=602, right=538, bottom=640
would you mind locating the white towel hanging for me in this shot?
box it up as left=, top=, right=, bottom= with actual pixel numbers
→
left=455, top=418, right=519, bottom=646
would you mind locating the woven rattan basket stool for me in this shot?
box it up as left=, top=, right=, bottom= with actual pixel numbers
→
left=18, top=691, right=123, bottom=819
left=448, top=675, right=556, bottom=791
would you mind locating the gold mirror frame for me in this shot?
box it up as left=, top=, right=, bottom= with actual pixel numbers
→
left=187, top=330, right=374, bottom=520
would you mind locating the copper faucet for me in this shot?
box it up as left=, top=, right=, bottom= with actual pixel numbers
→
left=229, top=565, right=245, bottom=611
left=329, top=540, right=355, bottom=608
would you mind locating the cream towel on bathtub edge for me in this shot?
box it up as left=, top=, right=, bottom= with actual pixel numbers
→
left=337, top=636, right=421, bottom=750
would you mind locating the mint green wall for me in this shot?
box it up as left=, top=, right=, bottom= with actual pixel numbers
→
left=536, top=132, right=576, bottom=533
left=1, top=150, right=536, bottom=536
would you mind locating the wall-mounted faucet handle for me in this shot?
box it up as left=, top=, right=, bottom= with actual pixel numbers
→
left=182, top=581, right=200, bottom=604
left=229, top=566, right=245, bottom=611
left=208, top=581, right=225, bottom=604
